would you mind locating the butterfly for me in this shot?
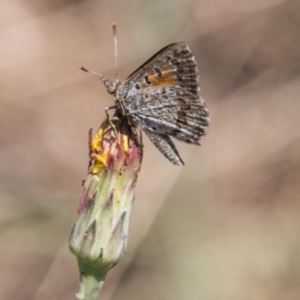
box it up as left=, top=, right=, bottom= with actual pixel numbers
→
left=81, top=28, right=209, bottom=165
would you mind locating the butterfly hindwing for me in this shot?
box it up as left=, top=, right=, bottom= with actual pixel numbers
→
left=122, top=86, right=209, bottom=144
left=142, top=127, right=184, bottom=166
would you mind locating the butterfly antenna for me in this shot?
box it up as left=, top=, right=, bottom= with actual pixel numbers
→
left=112, top=23, right=118, bottom=80
left=79, top=66, right=103, bottom=77
left=79, top=25, right=120, bottom=94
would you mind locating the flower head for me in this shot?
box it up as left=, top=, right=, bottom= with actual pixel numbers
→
left=69, top=118, right=143, bottom=300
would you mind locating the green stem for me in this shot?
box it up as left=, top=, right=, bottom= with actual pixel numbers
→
left=75, top=270, right=106, bottom=300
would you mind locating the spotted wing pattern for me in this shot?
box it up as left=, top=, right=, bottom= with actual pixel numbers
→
left=118, top=42, right=200, bottom=98
left=117, top=42, right=209, bottom=165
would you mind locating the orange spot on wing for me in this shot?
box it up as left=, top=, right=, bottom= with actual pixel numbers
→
left=149, top=70, right=178, bottom=86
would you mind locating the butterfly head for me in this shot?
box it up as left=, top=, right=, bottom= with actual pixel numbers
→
left=100, top=76, right=121, bottom=96
left=79, top=66, right=121, bottom=96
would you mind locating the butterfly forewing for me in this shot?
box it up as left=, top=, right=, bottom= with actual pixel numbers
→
left=118, top=42, right=200, bottom=99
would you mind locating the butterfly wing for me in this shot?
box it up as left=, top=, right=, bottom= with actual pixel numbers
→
left=117, top=42, right=209, bottom=165
left=142, top=128, right=184, bottom=166
left=117, top=42, right=200, bottom=99
left=123, top=85, right=209, bottom=143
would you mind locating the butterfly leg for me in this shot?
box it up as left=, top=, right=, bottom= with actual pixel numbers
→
left=105, top=105, right=119, bottom=137
left=105, top=105, right=119, bottom=119
left=130, top=125, right=144, bottom=154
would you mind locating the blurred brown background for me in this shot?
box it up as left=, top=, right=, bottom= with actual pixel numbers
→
left=1, top=0, right=300, bottom=299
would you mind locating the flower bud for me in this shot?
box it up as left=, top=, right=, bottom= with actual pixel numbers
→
left=69, top=118, right=143, bottom=300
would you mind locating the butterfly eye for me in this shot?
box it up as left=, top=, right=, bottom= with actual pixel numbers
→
left=105, top=79, right=120, bottom=95
left=107, top=86, right=116, bottom=94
